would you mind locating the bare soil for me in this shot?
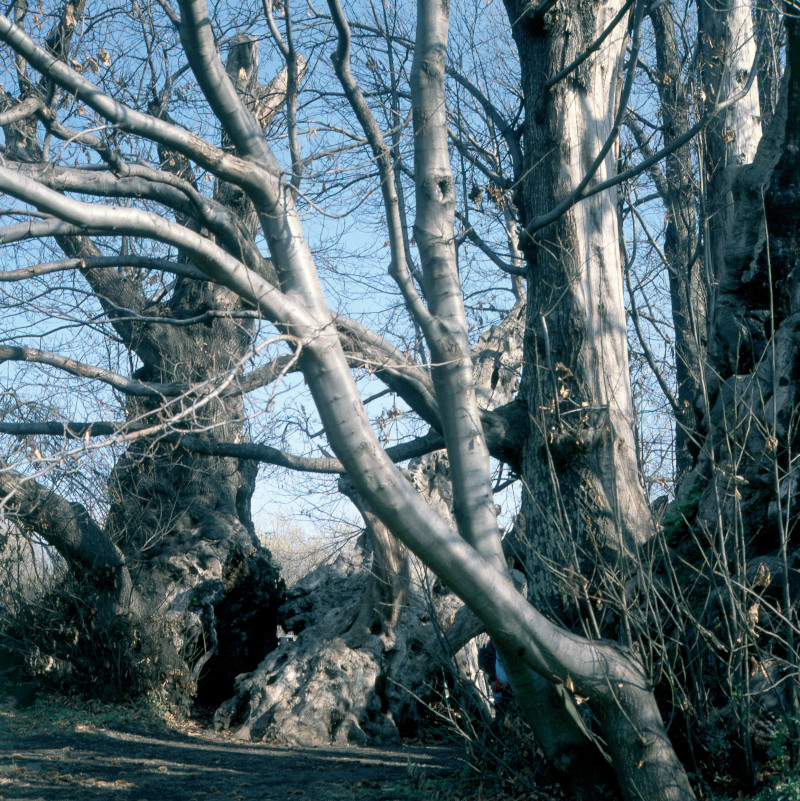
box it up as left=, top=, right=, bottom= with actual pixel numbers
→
left=0, top=698, right=465, bottom=801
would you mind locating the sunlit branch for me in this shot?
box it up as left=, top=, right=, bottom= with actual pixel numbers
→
left=6, top=161, right=272, bottom=275
left=327, top=0, right=434, bottom=333
left=0, top=93, right=44, bottom=126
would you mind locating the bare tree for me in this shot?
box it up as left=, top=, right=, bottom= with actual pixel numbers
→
left=3, top=0, right=800, bottom=796
left=0, top=0, right=289, bottom=699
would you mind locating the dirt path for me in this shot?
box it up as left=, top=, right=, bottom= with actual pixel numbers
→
left=0, top=705, right=464, bottom=801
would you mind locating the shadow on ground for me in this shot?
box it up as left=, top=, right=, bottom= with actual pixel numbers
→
left=0, top=715, right=463, bottom=801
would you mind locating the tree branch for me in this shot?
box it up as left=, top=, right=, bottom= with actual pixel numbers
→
left=0, top=93, right=43, bottom=126
left=7, top=161, right=271, bottom=275
left=0, top=345, right=187, bottom=397
left=0, top=255, right=205, bottom=283
left=0, top=457, right=124, bottom=579
left=327, top=0, right=434, bottom=331
left=0, top=422, right=447, bottom=471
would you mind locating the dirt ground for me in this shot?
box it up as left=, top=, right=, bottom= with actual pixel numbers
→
left=0, top=700, right=466, bottom=801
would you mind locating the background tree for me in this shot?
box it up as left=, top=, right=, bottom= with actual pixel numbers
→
left=0, top=0, right=289, bottom=700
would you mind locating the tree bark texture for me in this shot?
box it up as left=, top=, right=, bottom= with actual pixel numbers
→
left=699, top=0, right=764, bottom=393
left=659, top=4, right=800, bottom=781
left=0, top=29, right=285, bottom=703
left=214, top=462, right=489, bottom=746
left=504, top=0, right=654, bottom=615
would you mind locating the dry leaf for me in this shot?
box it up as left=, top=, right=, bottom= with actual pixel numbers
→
left=753, top=561, right=771, bottom=588
left=746, top=602, right=760, bottom=635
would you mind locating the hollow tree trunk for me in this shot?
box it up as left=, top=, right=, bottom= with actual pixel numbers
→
left=102, top=287, right=281, bottom=704
left=100, top=41, right=293, bottom=703
left=0, top=26, right=285, bottom=702
left=214, top=458, right=490, bottom=745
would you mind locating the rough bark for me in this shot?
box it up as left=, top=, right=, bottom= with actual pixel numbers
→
left=96, top=37, right=291, bottom=704
left=214, top=302, right=525, bottom=748
left=493, top=2, right=697, bottom=796
left=699, top=0, right=764, bottom=398
left=214, top=462, right=489, bottom=746
left=503, top=0, right=653, bottom=615
left=0, top=28, right=285, bottom=703
left=657, top=4, right=800, bottom=783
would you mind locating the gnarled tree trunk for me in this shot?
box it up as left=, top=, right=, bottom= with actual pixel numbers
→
left=214, top=301, right=526, bottom=745
left=665, top=5, right=800, bottom=780
left=215, top=461, right=488, bottom=745
left=0, top=26, right=286, bottom=703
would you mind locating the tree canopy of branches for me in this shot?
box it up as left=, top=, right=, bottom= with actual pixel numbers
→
left=2, top=0, right=800, bottom=798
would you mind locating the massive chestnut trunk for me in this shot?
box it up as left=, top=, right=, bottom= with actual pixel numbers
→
left=0, top=26, right=284, bottom=702
left=664, top=6, right=800, bottom=780
left=102, top=278, right=282, bottom=704
left=214, top=302, right=525, bottom=745
left=215, top=462, right=489, bottom=745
